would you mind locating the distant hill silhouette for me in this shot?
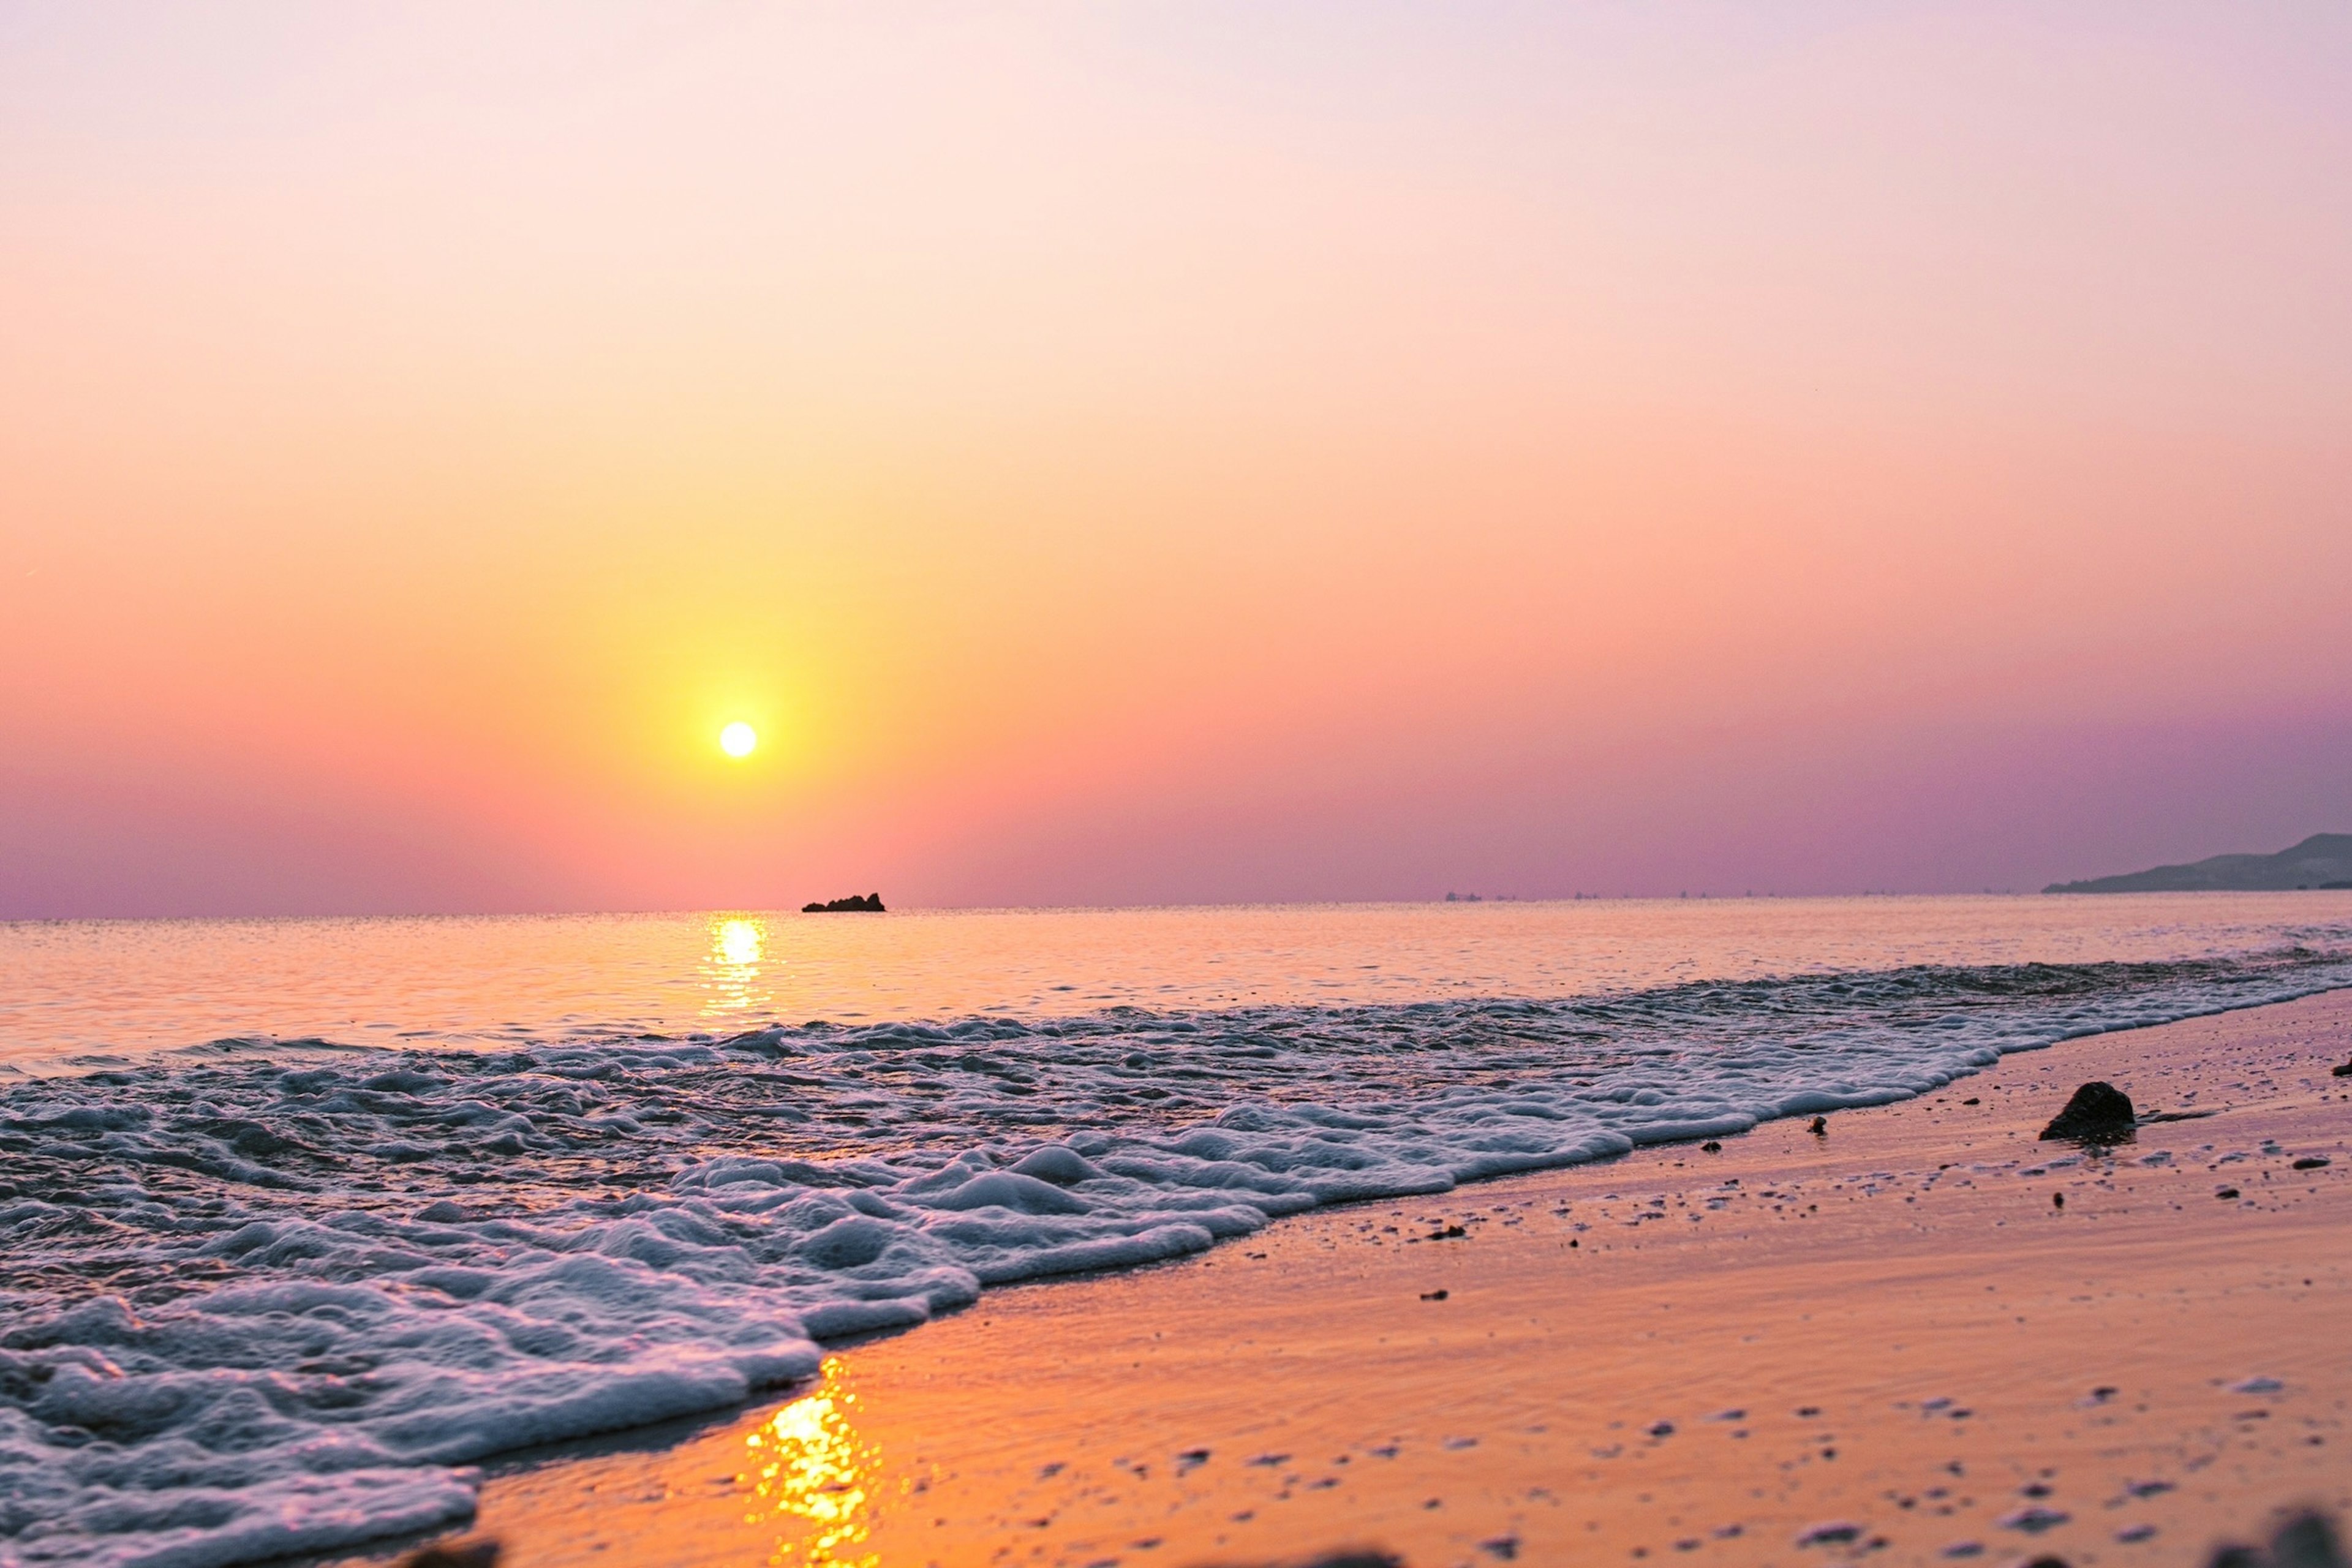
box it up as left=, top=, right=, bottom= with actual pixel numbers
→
left=2045, top=833, right=2352, bottom=894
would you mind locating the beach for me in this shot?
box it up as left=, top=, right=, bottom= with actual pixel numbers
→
left=16, top=6, right=2352, bottom=1563
left=379, top=988, right=2352, bottom=1568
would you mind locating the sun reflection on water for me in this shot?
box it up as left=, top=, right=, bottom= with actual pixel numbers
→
left=702, top=916, right=772, bottom=1020
left=745, top=1358, right=886, bottom=1566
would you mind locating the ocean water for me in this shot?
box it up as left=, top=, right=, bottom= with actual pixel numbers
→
left=3, top=895, right=2350, bottom=1568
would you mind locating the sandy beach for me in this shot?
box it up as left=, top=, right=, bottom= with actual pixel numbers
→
left=355, top=988, right=2352, bottom=1568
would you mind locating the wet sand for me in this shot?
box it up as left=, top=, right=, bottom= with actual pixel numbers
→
left=378, top=990, right=2352, bottom=1568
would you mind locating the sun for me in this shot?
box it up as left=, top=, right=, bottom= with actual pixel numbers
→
left=718, top=721, right=758, bottom=758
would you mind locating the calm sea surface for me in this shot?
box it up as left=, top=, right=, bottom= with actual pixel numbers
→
left=6, top=893, right=2351, bottom=1072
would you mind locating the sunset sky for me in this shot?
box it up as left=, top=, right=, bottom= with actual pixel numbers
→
left=4, top=2, right=2348, bottom=917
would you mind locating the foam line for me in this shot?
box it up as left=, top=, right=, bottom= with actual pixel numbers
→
left=2, top=949, right=2347, bottom=1567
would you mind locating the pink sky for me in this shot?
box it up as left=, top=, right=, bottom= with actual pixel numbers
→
left=3, top=3, right=2348, bottom=916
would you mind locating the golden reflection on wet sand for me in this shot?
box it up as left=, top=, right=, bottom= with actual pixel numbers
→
left=742, top=1358, right=887, bottom=1567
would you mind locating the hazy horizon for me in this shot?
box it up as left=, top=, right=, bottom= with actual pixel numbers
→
left=6, top=3, right=2349, bottom=919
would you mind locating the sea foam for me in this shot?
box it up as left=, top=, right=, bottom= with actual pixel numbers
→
left=2, top=949, right=2347, bottom=1566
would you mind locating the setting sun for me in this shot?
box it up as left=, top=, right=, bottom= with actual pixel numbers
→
left=718, top=722, right=758, bottom=759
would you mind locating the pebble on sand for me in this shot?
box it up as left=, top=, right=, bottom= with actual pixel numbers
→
left=2038, top=1081, right=2135, bottom=1141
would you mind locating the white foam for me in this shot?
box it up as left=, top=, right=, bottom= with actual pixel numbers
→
left=2, top=949, right=2347, bottom=1566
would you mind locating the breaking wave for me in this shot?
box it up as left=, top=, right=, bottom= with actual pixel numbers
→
left=3, top=947, right=2348, bottom=1567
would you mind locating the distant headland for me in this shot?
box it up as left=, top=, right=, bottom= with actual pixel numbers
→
left=802, top=893, right=886, bottom=913
left=2045, top=833, right=2352, bottom=894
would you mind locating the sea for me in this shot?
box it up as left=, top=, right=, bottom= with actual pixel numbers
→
left=4, top=894, right=2350, bottom=1568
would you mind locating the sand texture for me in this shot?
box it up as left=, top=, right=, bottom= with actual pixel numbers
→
left=374, top=990, right=2352, bottom=1568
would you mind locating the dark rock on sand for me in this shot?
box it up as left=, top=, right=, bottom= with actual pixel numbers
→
left=1999, top=1504, right=2071, bottom=1533
left=1807, top=1117, right=1828, bottom=1136
left=2204, top=1510, right=2348, bottom=1568
left=2039, top=1082, right=2134, bottom=1141
left=2332, top=1060, right=2352, bottom=1077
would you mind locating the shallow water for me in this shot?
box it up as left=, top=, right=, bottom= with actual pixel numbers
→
left=8, top=894, right=2351, bottom=1072
left=2, top=895, right=2349, bottom=1568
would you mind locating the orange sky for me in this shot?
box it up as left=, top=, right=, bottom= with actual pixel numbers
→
left=4, top=4, right=2349, bottom=916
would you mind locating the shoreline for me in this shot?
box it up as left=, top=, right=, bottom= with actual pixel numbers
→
left=359, top=987, right=2352, bottom=1567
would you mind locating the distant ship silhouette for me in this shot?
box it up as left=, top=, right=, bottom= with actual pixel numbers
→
left=802, top=892, right=886, bottom=913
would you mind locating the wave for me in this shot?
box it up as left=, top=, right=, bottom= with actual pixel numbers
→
left=2, top=948, right=2347, bottom=1567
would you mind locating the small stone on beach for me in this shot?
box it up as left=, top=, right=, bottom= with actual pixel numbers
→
left=2039, top=1082, right=2135, bottom=1141
left=2000, top=1505, right=2071, bottom=1533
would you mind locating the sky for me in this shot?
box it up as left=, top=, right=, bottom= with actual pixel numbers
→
left=3, top=1, right=2349, bottom=917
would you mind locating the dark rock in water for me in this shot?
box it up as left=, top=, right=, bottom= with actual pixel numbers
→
left=802, top=892, right=886, bottom=913
left=2039, top=1082, right=2134, bottom=1141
